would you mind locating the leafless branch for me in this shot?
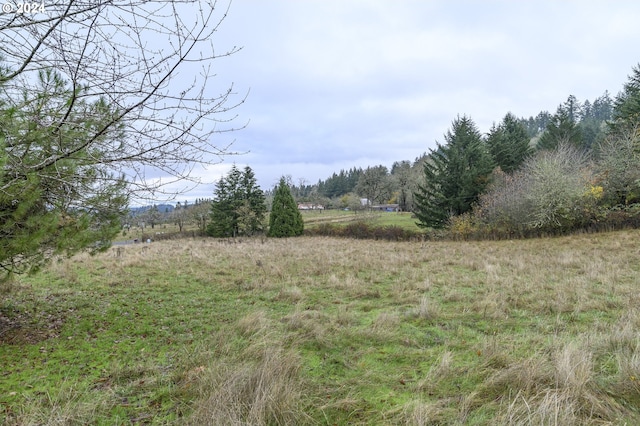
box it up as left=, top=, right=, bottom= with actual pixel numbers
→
left=1, top=0, right=245, bottom=201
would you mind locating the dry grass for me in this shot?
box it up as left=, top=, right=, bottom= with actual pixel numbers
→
left=184, top=335, right=307, bottom=425
left=5, top=230, right=640, bottom=424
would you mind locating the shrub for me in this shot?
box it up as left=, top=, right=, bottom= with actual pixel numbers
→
left=304, top=221, right=419, bottom=241
left=475, top=144, right=596, bottom=233
left=448, top=212, right=477, bottom=240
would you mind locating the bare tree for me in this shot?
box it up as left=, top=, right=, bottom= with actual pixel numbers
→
left=476, top=144, right=596, bottom=232
left=1, top=0, right=244, bottom=194
left=596, top=123, right=640, bottom=205
left=0, top=1, right=244, bottom=277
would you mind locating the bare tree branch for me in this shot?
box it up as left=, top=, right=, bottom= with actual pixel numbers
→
left=1, top=0, right=245, bottom=200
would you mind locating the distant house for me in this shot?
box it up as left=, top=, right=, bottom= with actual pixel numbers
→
left=370, top=204, right=400, bottom=212
left=298, top=203, right=325, bottom=211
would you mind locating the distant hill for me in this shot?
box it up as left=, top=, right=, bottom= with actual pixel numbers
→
left=129, top=204, right=175, bottom=216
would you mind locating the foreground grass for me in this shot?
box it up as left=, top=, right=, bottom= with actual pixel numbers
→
left=1, top=231, right=640, bottom=424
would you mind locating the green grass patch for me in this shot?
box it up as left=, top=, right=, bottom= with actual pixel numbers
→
left=2, top=232, right=640, bottom=424
left=302, top=210, right=421, bottom=232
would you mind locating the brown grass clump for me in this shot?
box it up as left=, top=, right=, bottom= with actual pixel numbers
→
left=396, top=399, right=445, bottom=425
left=486, top=340, right=627, bottom=425
left=185, top=345, right=307, bottom=426
left=236, top=310, right=270, bottom=337
left=408, top=295, right=439, bottom=321
left=184, top=315, right=309, bottom=425
left=281, top=304, right=330, bottom=347
left=371, top=311, right=401, bottom=333
left=273, top=285, right=304, bottom=303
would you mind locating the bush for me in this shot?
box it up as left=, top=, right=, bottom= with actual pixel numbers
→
left=448, top=213, right=477, bottom=240
left=304, top=221, right=420, bottom=241
left=475, top=144, right=597, bottom=233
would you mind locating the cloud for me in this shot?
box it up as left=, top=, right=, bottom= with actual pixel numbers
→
left=159, top=0, right=640, bottom=199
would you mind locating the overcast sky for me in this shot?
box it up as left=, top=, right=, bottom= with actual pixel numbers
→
left=176, top=0, right=640, bottom=200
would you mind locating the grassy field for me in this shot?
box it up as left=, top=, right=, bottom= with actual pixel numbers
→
left=301, top=210, right=422, bottom=232
left=118, top=209, right=419, bottom=239
left=2, top=230, right=640, bottom=424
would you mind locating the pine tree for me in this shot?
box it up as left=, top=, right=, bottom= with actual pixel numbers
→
left=593, top=91, right=613, bottom=121
left=523, top=111, right=553, bottom=138
left=414, top=116, right=494, bottom=228
left=563, top=95, right=582, bottom=123
left=414, top=150, right=449, bottom=228
left=208, top=165, right=242, bottom=237
left=1, top=68, right=128, bottom=279
left=268, top=177, right=304, bottom=237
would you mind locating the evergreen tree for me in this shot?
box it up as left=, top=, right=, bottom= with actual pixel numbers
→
left=268, top=177, right=304, bottom=237
left=592, top=91, right=613, bottom=121
left=562, top=95, right=582, bottom=123
left=414, top=116, right=494, bottom=228
left=207, top=165, right=266, bottom=237
left=487, top=112, right=532, bottom=173
left=522, top=111, right=553, bottom=138
left=1, top=68, right=128, bottom=279
left=536, top=108, right=583, bottom=151
left=241, top=166, right=267, bottom=235
left=611, top=64, right=640, bottom=134
left=579, top=93, right=612, bottom=150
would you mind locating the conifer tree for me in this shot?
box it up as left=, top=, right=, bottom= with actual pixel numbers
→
left=414, top=116, right=493, bottom=228
left=1, top=69, right=128, bottom=279
left=268, top=177, right=304, bottom=237
left=536, top=108, right=583, bottom=151
left=241, top=166, right=268, bottom=234
left=207, top=165, right=266, bottom=237
left=487, top=112, right=532, bottom=173
left=611, top=64, right=640, bottom=134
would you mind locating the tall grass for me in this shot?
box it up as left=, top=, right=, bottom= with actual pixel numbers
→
left=2, top=230, right=640, bottom=424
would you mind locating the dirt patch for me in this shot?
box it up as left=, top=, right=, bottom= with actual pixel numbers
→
left=0, top=307, right=65, bottom=345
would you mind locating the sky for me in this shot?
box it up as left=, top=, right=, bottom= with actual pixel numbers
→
left=170, top=0, right=640, bottom=200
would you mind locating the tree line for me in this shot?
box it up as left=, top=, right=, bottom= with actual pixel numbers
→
left=415, top=65, right=640, bottom=236
left=283, top=65, right=638, bottom=238
left=130, top=72, right=637, bottom=243
left=284, top=90, right=615, bottom=216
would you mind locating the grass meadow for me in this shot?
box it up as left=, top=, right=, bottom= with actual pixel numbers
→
left=301, top=210, right=422, bottom=232
left=2, top=228, right=640, bottom=424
